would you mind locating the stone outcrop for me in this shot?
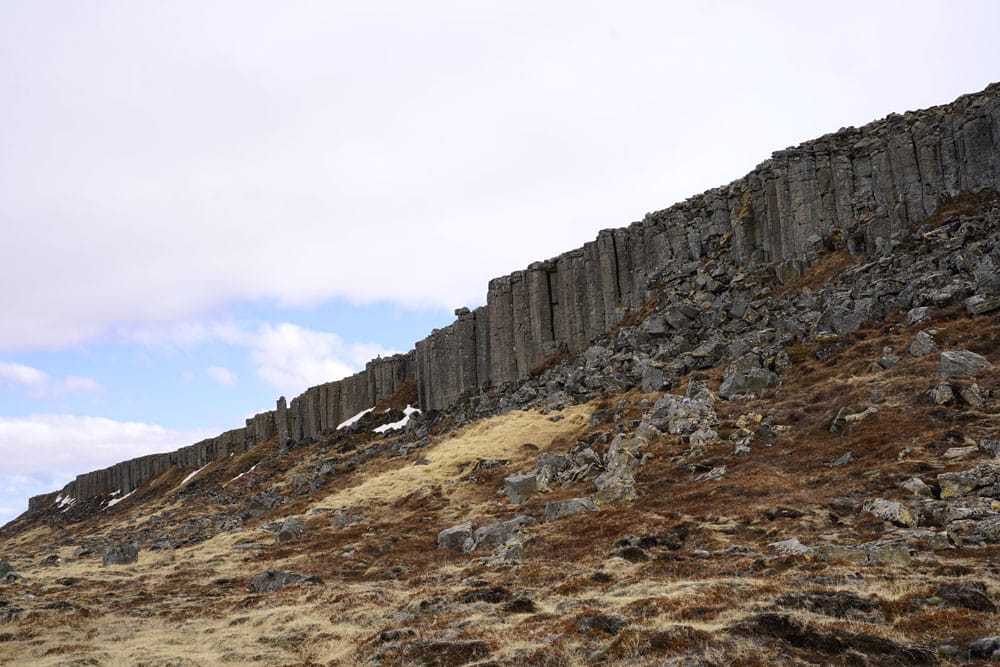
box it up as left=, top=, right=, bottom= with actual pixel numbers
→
left=24, top=82, right=1000, bottom=517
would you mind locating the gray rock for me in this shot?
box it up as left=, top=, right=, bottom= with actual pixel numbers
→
left=908, top=330, right=937, bottom=356
left=719, top=367, right=780, bottom=399
left=276, top=516, right=305, bottom=543
left=249, top=568, right=322, bottom=593
left=929, top=383, right=955, bottom=405
left=968, top=636, right=1000, bottom=659
left=102, top=543, right=139, bottom=567
left=545, top=497, right=597, bottom=522
left=959, top=383, right=984, bottom=408
left=649, top=392, right=717, bottom=435
left=906, top=307, right=932, bottom=325
left=965, top=294, right=1000, bottom=315
left=437, top=521, right=474, bottom=550
left=980, top=439, right=1000, bottom=457
left=768, top=538, right=813, bottom=555
left=947, top=516, right=1000, bottom=546
left=901, top=477, right=933, bottom=497
left=826, top=452, right=854, bottom=467
left=504, top=474, right=538, bottom=505
left=640, top=362, right=668, bottom=393
left=464, top=515, right=536, bottom=552
left=938, top=465, right=1000, bottom=499
left=938, top=349, right=991, bottom=377
left=862, top=498, right=916, bottom=527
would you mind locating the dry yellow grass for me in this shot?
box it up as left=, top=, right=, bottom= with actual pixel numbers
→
left=309, top=405, right=592, bottom=513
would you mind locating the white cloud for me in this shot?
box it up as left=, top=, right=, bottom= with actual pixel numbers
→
left=248, top=323, right=390, bottom=394
left=1, top=3, right=998, bottom=352
left=0, top=361, right=101, bottom=398
left=0, top=414, right=216, bottom=525
left=205, top=365, right=236, bottom=387
left=0, top=361, right=48, bottom=388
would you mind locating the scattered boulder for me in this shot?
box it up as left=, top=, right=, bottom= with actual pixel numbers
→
left=901, top=477, right=933, bottom=498
left=504, top=474, right=538, bottom=505
left=102, top=543, right=139, bottom=567
left=545, top=497, right=597, bottom=522
left=276, top=516, right=305, bottom=543
left=249, top=569, right=322, bottom=593
left=719, top=367, right=779, bottom=399
left=862, top=498, right=916, bottom=527
left=938, top=464, right=999, bottom=499
left=906, top=307, right=932, bottom=325
left=968, top=636, right=1000, bottom=660
left=437, top=522, right=473, bottom=550
left=649, top=390, right=717, bottom=436
left=464, top=515, right=536, bottom=552
left=981, top=439, right=1000, bottom=457
left=965, top=294, right=1000, bottom=315
left=938, top=349, right=991, bottom=377
left=908, top=330, right=937, bottom=356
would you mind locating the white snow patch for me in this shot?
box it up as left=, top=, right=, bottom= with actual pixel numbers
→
left=56, top=494, right=76, bottom=511
left=337, top=406, right=374, bottom=430
left=373, top=405, right=421, bottom=434
left=105, top=489, right=135, bottom=509
left=179, top=464, right=209, bottom=486
left=230, top=464, right=258, bottom=483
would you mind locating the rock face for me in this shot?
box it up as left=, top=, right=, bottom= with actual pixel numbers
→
left=25, top=82, right=1000, bottom=516
left=102, top=543, right=139, bottom=567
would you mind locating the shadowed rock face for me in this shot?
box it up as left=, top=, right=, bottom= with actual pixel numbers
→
left=24, top=83, right=1000, bottom=514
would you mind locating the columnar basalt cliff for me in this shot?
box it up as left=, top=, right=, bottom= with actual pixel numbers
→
left=29, top=83, right=1000, bottom=511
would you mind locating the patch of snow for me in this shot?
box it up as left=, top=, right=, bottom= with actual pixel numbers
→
left=105, top=489, right=136, bottom=509
left=180, top=463, right=210, bottom=486
left=373, top=404, right=422, bottom=434
left=337, top=406, right=374, bottom=430
left=230, top=464, right=258, bottom=482
left=56, top=495, right=76, bottom=511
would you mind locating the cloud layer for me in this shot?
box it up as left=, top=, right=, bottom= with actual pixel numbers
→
left=4, top=3, right=998, bottom=352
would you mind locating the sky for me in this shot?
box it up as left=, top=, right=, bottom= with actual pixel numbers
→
left=2, top=1, right=998, bottom=525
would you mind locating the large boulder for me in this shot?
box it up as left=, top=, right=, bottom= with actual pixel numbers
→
left=249, top=568, right=322, bottom=593
left=545, top=497, right=597, bottom=522
left=276, top=516, right=305, bottom=543
left=102, top=543, right=139, bottom=567
left=504, top=474, right=538, bottom=505
left=938, top=350, right=991, bottom=377
left=463, top=516, right=536, bottom=552
left=437, top=522, right=473, bottom=550
left=649, top=391, right=717, bottom=435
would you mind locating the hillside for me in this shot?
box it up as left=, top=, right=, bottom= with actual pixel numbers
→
left=2, top=86, right=1000, bottom=665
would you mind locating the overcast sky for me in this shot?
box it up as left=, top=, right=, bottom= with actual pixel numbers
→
left=2, top=1, right=998, bottom=525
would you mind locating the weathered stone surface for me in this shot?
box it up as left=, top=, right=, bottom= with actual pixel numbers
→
left=504, top=474, right=538, bottom=505
left=966, top=294, right=1000, bottom=315
left=908, top=330, right=937, bottom=356
left=938, top=465, right=1000, bottom=499
left=437, top=522, right=474, bottom=550
left=463, top=516, right=536, bottom=552
left=249, top=569, right=322, bottom=593
left=902, top=477, right=933, bottom=497
left=649, top=391, right=717, bottom=435
left=719, top=367, right=780, bottom=398
left=545, top=497, right=597, bottom=522
left=863, top=498, right=916, bottom=527
left=276, top=516, right=305, bottom=543
left=938, top=349, right=992, bottom=376
left=102, top=543, right=139, bottom=567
